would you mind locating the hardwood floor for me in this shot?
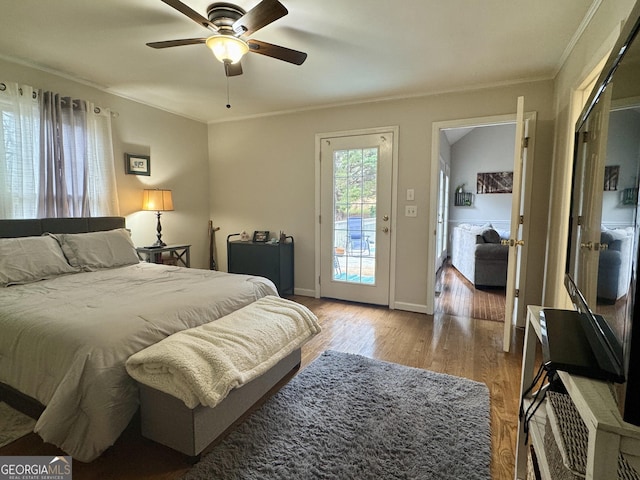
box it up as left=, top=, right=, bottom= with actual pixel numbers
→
left=1, top=296, right=524, bottom=480
left=436, top=260, right=507, bottom=322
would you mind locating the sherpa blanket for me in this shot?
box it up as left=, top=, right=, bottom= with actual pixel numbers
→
left=126, top=296, right=321, bottom=409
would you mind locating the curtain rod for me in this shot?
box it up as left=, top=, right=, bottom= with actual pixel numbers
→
left=0, top=82, right=119, bottom=118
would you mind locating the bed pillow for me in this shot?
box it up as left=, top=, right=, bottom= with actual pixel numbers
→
left=0, top=235, right=79, bottom=287
left=52, top=228, right=140, bottom=271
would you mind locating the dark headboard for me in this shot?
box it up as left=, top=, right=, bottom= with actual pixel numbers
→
left=0, top=216, right=126, bottom=238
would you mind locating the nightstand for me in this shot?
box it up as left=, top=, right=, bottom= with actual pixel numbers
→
left=227, top=235, right=293, bottom=295
left=137, top=244, right=191, bottom=268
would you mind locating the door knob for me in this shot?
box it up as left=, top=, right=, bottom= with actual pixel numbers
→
left=382, top=215, right=389, bottom=221
left=581, top=241, right=594, bottom=250
left=382, top=227, right=389, bottom=233
left=501, top=239, right=525, bottom=247
left=580, top=241, right=605, bottom=251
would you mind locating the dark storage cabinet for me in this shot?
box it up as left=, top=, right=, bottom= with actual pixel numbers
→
left=227, top=236, right=294, bottom=295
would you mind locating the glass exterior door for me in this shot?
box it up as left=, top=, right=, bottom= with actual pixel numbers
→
left=320, top=131, right=392, bottom=305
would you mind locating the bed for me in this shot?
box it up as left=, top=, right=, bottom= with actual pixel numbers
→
left=0, top=217, right=315, bottom=462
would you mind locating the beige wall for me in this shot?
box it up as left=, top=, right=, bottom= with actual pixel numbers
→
left=0, top=58, right=211, bottom=268
left=544, top=0, right=637, bottom=308
left=209, top=80, right=555, bottom=310
left=6, top=0, right=635, bottom=304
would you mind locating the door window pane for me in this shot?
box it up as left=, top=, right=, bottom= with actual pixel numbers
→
left=332, top=147, right=378, bottom=284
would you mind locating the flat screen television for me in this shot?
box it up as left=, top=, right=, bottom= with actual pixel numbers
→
left=566, top=2, right=640, bottom=426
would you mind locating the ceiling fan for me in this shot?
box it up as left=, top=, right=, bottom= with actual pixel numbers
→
left=147, top=0, right=308, bottom=77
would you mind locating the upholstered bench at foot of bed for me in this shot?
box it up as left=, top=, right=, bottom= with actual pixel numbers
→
left=138, top=348, right=301, bottom=460
left=127, top=295, right=320, bottom=459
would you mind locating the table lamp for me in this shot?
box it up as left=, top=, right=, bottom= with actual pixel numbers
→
left=142, top=189, right=174, bottom=247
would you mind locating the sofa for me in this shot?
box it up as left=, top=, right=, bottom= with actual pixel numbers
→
left=598, top=227, right=634, bottom=303
left=450, top=224, right=509, bottom=287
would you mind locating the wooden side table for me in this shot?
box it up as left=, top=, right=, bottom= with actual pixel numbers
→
left=515, top=305, right=640, bottom=479
left=137, top=244, right=191, bottom=268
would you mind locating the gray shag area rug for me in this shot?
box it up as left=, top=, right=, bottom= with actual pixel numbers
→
left=182, top=350, right=491, bottom=480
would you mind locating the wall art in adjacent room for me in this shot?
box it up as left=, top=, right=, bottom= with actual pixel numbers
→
left=603, top=165, right=619, bottom=191
left=477, top=171, right=513, bottom=194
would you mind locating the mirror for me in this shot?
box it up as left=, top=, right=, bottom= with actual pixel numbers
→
left=571, top=31, right=640, bottom=344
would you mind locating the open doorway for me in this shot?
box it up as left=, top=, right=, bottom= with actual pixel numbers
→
left=429, top=101, right=534, bottom=352
left=435, top=123, right=516, bottom=322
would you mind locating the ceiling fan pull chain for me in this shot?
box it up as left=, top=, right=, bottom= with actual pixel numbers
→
left=225, top=64, right=231, bottom=109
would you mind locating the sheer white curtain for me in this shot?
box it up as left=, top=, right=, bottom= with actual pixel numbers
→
left=39, top=93, right=119, bottom=217
left=86, top=103, right=119, bottom=216
left=0, top=82, right=40, bottom=219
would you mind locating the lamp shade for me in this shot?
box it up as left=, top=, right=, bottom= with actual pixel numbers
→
left=206, top=35, right=249, bottom=64
left=142, top=189, right=174, bottom=212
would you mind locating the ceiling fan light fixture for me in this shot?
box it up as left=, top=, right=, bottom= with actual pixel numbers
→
left=206, top=35, right=249, bottom=64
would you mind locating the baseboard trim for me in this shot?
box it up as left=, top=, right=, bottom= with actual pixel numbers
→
left=293, top=288, right=315, bottom=297
left=289, top=291, right=428, bottom=315
left=394, top=302, right=428, bottom=314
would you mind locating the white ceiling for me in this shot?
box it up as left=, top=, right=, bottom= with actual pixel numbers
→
left=0, top=0, right=596, bottom=124
left=443, top=127, right=475, bottom=146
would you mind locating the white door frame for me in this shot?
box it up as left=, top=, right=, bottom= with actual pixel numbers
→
left=314, top=126, right=399, bottom=308
left=435, top=155, right=450, bottom=271
left=427, top=113, right=536, bottom=317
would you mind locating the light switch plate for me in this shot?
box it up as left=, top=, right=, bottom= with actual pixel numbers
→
left=407, top=189, right=415, bottom=201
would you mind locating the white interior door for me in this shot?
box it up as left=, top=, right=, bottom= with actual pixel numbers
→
left=572, top=87, right=612, bottom=305
left=319, top=131, right=393, bottom=305
left=503, top=96, right=527, bottom=352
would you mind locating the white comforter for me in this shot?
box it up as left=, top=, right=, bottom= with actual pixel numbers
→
left=0, top=263, right=277, bottom=462
left=126, top=296, right=320, bottom=409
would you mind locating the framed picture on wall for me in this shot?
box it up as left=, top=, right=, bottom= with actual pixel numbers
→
left=125, top=154, right=151, bottom=176
left=477, top=171, right=513, bottom=194
left=604, top=165, right=620, bottom=191
left=253, top=230, right=269, bottom=243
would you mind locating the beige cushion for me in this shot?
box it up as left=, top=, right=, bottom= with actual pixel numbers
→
left=52, top=228, right=140, bottom=271
left=0, top=235, right=79, bottom=287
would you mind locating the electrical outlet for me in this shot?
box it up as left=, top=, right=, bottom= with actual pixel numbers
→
left=405, top=205, right=417, bottom=217
left=406, top=188, right=415, bottom=201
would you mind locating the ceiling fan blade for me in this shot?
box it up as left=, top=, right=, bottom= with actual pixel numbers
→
left=247, top=39, right=307, bottom=65
left=233, top=0, right=288, bottom=37
left=160, top=0, right=218, bottom=32
left=147, top=38, right=207, bottom=49
left=225, top=62, right=243, bottom=77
